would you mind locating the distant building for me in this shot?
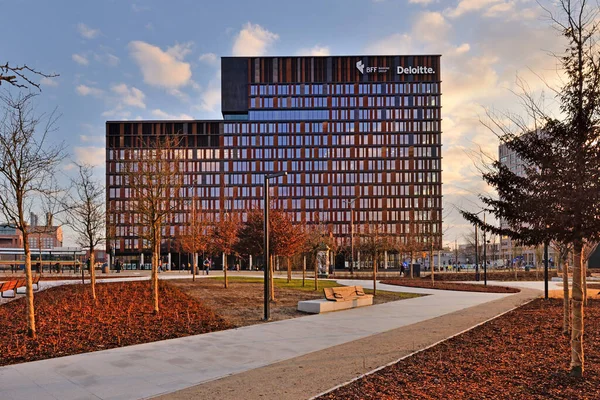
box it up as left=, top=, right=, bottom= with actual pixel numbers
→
left=0, top=224, right=22, bottom=248
left=0, top=213, right=63, bottom=250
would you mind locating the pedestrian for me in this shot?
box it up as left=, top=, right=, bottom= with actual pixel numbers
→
left=204, top=259, right=210, bottom=275
left=400, top=263, right=405, bottom=277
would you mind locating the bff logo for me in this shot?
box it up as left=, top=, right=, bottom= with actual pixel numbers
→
left=356, top=60, right=365, bottom=74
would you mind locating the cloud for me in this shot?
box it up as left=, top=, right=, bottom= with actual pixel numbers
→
left=73, top=147, right=105, bottom=166
left=40, top=77, right=58, bottom=87
left=79, top=135, right=106, bottom=144
left=297, top=45, right=330, bottom=56
left=446, top=0, right=501, bottom=18
left=102, top=108, right=131, bottom=119
left=199, top=53, right=218, bottom=64
left=232, top=23, right=278, bottom=56
left=77, top=23, right=100, bottom=39
left=94, top=52, right=120, bottom=67
left=72, top=53, right=89, bottom=66
left=128, top=41, right=193, bottom=89
left=151, top=109, right=194, bottom=120
left=410, top=0, right=435, bottom=4
left=412, top=12, right=451, bottom=42
left=76, top=84, right=103, bottom=97
left=110, top=84, right=145, bottom=108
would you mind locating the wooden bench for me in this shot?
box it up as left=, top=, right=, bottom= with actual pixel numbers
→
left=0, top=277, right=41, bottom=298
left=323, top=286, right=367, bottom=302
left=0, top=280, right=20, bottom=298
left=298, top=285, right=373, bottom=314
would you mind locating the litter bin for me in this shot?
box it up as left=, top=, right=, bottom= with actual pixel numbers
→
left=412, top=263, right=421, bottom=278
left=102, top=264, right=109, bottom=274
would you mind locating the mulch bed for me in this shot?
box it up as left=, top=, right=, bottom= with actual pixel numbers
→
left=430, top=270, right=559, bottom=281
left=381, top=279, right=520, bottom=293
left=0, top=274, right=141, bottom=281
left=319, top=298, right=600, bottom=399
left=0, top=281, right=230, bottom=366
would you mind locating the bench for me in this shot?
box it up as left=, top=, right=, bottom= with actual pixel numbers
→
left=298, top=285, right=374, bottom=314
left=0, top=277, right=41, bottom=298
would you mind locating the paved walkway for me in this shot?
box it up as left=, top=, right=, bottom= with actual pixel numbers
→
left=0, top=279, right=539, bottom=400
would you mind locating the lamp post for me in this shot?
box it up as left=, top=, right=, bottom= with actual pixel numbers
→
left=544, top=240, right=549, bottom=299
left=264, top=171, right=287, bottom=321
left=483, top=213, right=487, bottom=286
left=343, top=196, right=360, bottom=275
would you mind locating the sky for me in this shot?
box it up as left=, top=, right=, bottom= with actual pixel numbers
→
left=2, top=0, right=567, bottom=247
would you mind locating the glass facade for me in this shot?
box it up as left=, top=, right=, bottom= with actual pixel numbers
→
left=106, top=55, right=443, bottom=257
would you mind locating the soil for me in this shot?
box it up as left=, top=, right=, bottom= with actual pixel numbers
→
left=318, top=298, right=600, bottom=400
left=167, top=278, right=419, bottom=328
left=0, top=281, right=230, bottom=367
left=381, top=279, right=520, bottom=293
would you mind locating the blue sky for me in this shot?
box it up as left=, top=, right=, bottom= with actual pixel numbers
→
left=3, top=0, right=565, bottom=246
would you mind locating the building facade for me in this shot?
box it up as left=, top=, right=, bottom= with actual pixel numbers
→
left=106, top=55, right=443, bottom=264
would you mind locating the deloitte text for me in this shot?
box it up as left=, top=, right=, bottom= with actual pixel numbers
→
left=397, top=66, right=435, bottom=75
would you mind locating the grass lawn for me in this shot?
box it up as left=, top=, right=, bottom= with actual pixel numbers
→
left=169, top=277, right=422, bottom=327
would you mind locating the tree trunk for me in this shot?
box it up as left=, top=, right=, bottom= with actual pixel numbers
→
left=192, top=251, right=196, bottom=282
left=287, top=256, right=291, bottom=283
left=23, top=236, right=36, bottom=338
left=430, top=248, right=435, bottom=287
left=562, top=258, right=570, bottom=336
left=223, top=252, right=228, bottom=289
left=373, top=253, right=377, bottom=296
left=151, top=228, right=160, bottom=315
left=582, top=259, right=587, bottom=306
left=302, top=255, right=306, bottom=287
left=314, top=253, right=319, bottom=291
left=570, top=240, right=584, bottom=376
left=270, top=254, right=275, bottom=301
left=410, top=251, right=414, bottom=279
left=90, top=246, right=96, bottom=301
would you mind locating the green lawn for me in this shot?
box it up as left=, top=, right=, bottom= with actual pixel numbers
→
left=209, top=276, right=423, bottom=299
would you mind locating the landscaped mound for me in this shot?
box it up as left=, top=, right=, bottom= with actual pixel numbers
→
left=381, top=279, right=520, bottom=293
left=0, top=281, right=230, bottom=366
left=319, top=298, right=600, bottom=399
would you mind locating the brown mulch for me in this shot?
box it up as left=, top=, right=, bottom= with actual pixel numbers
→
left=319, top=298, right=600, bottom=400
left=0, top=281, right=230, bottom=367
left=168, top=279, right=419, bottom=328
left=0, top=274, right=141, bottom=281
left=381, top=279, right=520, bottom=293
left=430, top=270, right=559, bottom=281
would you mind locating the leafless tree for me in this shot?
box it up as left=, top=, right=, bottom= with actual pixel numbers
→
left=64, top=164, right=105, bottom=300
left=124, top=135, right=184, bottom=314
left=0, top=62, right=58, bottom=91
left=0, top=92, right=65, bottom=338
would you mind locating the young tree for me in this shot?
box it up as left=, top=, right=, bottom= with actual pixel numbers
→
left=463, top=0, right=600, bottom=376
left=124, top=135, right=184, bottom=314
left=270, top=208, right=306, bottom=283
left=179, top=201, right=210, bottom=282
left=65, top=164, right=105, bottom=300
left=0, top=93, right=65, bottom=338
left=358, top=224, right=390, bottom=295
left=210, top=211, right=239, bottom=289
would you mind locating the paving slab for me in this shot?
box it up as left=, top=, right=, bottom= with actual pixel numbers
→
left=0, top=279, right=530, bottom=400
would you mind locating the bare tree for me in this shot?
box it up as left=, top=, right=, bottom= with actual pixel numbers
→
left=179, top=201, right=210, bottom=282
left=64, top=164, right=105, bottom=300
left=358, top=224, right=390, bottom=296
left=210, top=211, right=240, bottom=289
left=0, top=62, right=58, bottom=91
left=124, top=135, right=184, bottom=314
left=0, top=93, right=65, bottom=338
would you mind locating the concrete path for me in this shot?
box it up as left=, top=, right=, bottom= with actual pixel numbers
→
left=0, top=280, right=534, bottom=400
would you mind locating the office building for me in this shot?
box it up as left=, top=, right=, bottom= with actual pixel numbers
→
left=106, top=55, right=443, bottom=266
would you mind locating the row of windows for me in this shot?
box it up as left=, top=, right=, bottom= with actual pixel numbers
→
left=223, top=134, right=440, bottom=149
left=247, top=109, right=439, bottom=122
left=249, top=83, right=440, bottom=96
left=223, top=120, right=440, bottom=135
left=250, top=95, right=440, bottom=109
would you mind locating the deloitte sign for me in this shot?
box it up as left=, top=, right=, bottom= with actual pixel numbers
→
left=397, top=66, right=435, bottom=75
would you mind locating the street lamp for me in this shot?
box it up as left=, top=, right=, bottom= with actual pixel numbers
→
left=343, top=196, right=360, bottom=275
left=264, top=171, right=287, bottom=321
left=544, top=240, right=549, bottom=299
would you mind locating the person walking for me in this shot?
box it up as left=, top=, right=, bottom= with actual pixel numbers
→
left=203, top=259, right=210, bottom=275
